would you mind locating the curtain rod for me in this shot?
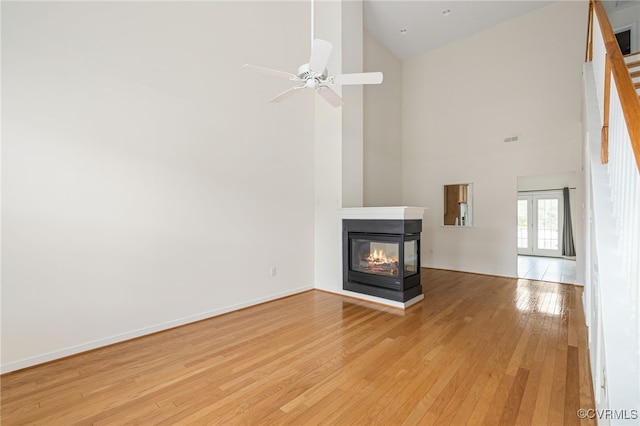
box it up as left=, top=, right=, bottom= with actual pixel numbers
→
left=518, top=187, right=576, bottom=193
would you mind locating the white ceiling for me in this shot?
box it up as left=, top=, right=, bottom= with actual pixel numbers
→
left=363, top=0, right=638, bottom=61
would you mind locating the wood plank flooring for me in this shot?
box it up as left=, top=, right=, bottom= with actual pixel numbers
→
left=1, top=269, right=595, bottom=425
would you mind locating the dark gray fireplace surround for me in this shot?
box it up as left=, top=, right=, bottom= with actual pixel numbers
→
left=342, top=218, right=422, bottom=302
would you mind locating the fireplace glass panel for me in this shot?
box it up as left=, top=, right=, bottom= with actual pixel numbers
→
left=351, top=239, right=399, bottom=277
left=404, top=240, right=418, bottom=276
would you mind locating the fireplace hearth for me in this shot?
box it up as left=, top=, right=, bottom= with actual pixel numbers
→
left=342, top=218, right=422, bottom=302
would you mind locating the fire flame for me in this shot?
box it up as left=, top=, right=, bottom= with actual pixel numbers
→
left=366, top=249, right=397, bottom=264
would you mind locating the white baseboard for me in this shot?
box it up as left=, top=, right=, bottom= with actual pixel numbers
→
left=0, top=285, right=313, bottom=374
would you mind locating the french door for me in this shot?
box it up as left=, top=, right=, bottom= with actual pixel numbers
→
left=517, top=191, right=564, bottom=257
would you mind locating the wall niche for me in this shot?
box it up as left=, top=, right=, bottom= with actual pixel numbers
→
left=444, top=183, right=473, bottom=226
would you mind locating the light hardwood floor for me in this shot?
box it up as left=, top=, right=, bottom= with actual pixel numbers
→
left=1, top=269, right=595, bottom=425
left=518, top=255, right=577, bottom=285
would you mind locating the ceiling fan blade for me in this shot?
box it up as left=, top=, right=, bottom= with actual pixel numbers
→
left=270, top=85, right=306, bottom=103
left=243, top=64, right=297, bottom=80
left=317, top=86, right=344, bottom=107
left=309, top=39, right=333, bottom=73
left=333, top=72, right=384, bottom=85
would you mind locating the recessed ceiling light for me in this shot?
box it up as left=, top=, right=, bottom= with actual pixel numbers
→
left=442, top=9, right=451, bottom=16
left=400, top=28, right=408, bottom=35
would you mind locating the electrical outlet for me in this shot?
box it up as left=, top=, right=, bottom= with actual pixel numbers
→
left=270, top=266, right=277, bottom=277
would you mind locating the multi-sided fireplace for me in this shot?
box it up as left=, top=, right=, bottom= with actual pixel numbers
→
left=342, top=219, right=422, bottom=302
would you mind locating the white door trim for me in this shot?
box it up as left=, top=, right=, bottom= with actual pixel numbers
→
left=517, top=191, right=564, bottom=258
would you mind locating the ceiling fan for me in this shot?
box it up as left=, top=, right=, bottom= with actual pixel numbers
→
left=243, top=38, right=383, bottom=107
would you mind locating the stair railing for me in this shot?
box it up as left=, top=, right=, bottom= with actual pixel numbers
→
left=584, top=0, right=640, bottom=417
left=587, top=0, right=640, bottom=167
left=588, top=1, right=640, bottom=293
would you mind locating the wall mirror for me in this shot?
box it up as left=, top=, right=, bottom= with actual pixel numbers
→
left=443, top=183, right=473, bottom=226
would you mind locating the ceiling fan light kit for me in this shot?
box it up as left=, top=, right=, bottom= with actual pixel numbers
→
left=243, top=38, right=383, bottom=107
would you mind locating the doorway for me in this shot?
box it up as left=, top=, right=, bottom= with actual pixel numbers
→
left=615, top=28, right=631, bottom=55
left=517, top=191, right=564, bottom=258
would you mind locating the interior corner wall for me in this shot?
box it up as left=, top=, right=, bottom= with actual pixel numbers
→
left=313, top=0, right=367, bottom=295
left=401, top=1, right=588, bottom=277
left=363, top=30, right=403, bottom=207
left=1, top=1, right=314, bottom=372
left=341, top=0, right=364, bottom=208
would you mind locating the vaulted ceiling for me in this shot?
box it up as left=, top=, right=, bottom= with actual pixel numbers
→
left=363, top=0, right=636, bottom=61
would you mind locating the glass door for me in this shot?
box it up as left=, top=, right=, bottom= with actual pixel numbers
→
left=517, top=192, right=564, bottom=257
left=517, top=197, right=532, bottom=254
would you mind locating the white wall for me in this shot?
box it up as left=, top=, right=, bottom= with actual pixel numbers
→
left=402, top=1, right=588, bottom=277
left=582, top=61, right=640, bottom=423
left=313, top=0, right=366, bottom=294
left=363, top=30, right=403, bottom=207
left=1, top=1, right=314, bottom=371
left=341, top=0, right=364, bottom=208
